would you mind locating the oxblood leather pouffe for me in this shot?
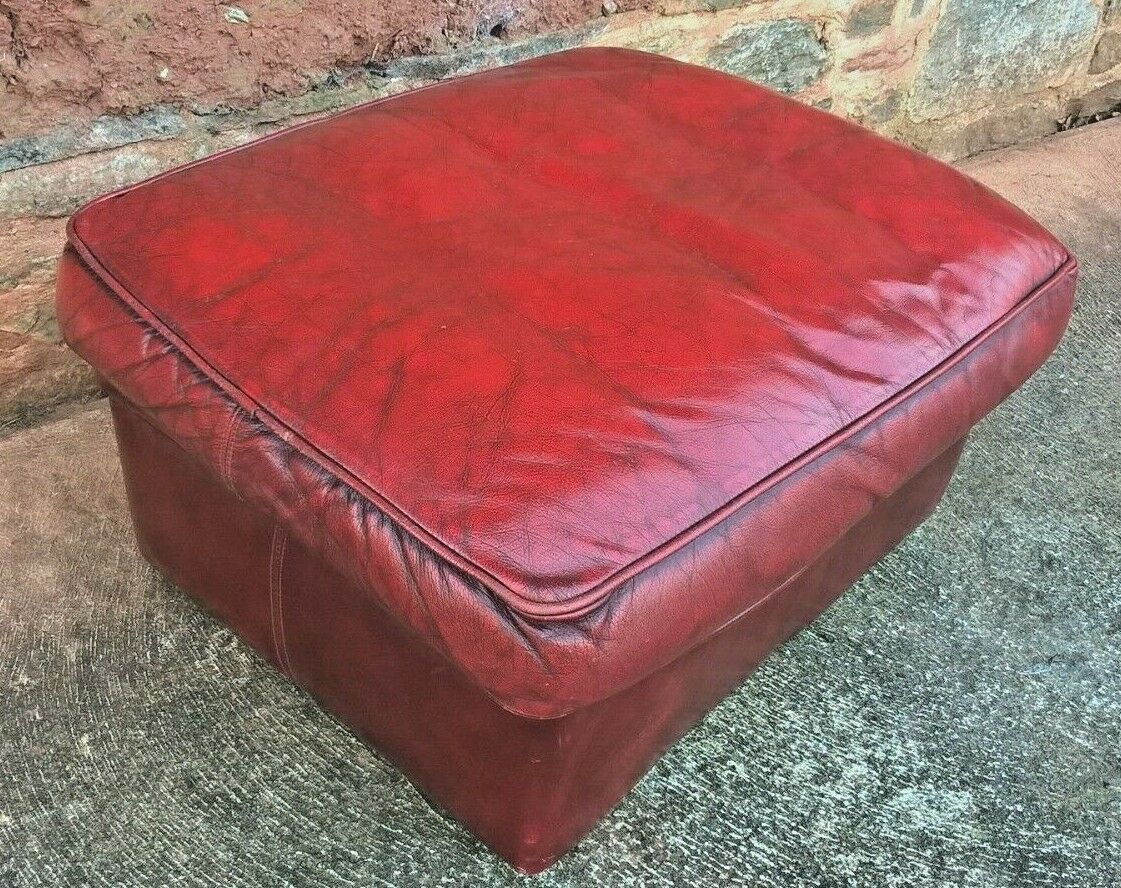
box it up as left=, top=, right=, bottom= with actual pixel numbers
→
left=56, top=48, right=1076, bottom=873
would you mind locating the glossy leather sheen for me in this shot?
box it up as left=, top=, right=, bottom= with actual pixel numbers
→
left=57, top=48, right=1077, bottom=720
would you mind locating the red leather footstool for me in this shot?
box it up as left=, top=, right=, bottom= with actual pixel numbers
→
left=56, top=48, right=1076, bottom=873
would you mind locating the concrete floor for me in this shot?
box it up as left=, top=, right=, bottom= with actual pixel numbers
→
left=1, top=120, right=1119, bottom=887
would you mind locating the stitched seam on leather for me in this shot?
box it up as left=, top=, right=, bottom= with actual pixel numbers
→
left=268, top=525, right=279, bottom=673
left=96, top=296, right=1051, bottom=721
left=61, top=228, right=1077, bottom=621
left=276, top=531, right=292, bottom=676
left=220, top=407, right=239, bottom=491
left=268, top=525, right=292, bottom=677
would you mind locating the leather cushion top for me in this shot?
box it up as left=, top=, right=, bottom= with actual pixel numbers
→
left=67, top=48, right=1071, bottom=619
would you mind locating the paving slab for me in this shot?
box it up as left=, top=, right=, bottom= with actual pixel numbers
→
left=1, top=121, right=1119, bottom=887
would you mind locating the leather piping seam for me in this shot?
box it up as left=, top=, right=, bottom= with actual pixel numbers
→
left=555, top=260, right=1077, bottom=619
left=65, top=225, right=1077, bottom=621
left=66, top=209, right=1077, bottom=623
left=59, top=47, right=1079, bottom=622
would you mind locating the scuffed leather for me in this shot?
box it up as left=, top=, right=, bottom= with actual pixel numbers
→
left=56, top=48, right=1077, bottom=718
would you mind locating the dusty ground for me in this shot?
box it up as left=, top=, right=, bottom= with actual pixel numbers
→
left=0, top=120, right=1118, bottom=886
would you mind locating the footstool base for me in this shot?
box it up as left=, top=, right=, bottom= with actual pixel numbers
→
left=109, top=392, right=964, bottom=873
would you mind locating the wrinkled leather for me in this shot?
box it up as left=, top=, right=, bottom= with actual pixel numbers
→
left=56, top=48, right=1077, bottom=718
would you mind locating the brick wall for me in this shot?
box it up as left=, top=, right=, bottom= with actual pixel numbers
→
left=3, top=0, right=1119, bottom=431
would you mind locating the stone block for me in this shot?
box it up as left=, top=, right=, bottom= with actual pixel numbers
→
left=707, top=19, right=827, bottom=93
left=848, top=1, right=896, bottom=37
left=912, top=0, right=1099, bottom=120
left=1090, top=30, right=1121, bottom=75
left=0, top=331, right=98, bottom=433
left=0, top=108, right=184, bottom=175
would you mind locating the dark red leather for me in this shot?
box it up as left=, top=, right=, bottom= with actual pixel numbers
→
left=57, top=47, right=1075, bottom=722
left=109, top=390, right=964, bottom=872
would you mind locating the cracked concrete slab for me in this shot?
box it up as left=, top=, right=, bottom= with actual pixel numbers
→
left=1, top=120, right=1119, bottom=886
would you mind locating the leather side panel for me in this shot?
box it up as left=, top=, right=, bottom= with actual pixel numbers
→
left=109, top=391, right=963, bottom=871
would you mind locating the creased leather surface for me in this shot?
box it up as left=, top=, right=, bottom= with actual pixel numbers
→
left=56, top=48, right=1077, bottom=718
